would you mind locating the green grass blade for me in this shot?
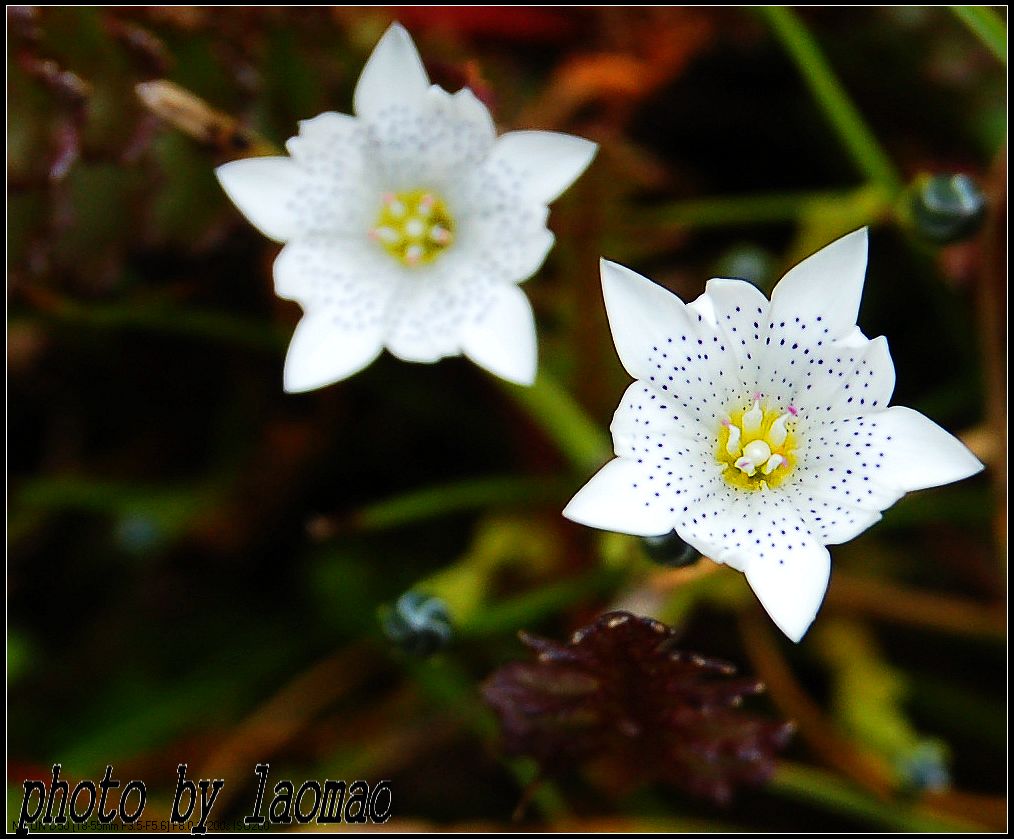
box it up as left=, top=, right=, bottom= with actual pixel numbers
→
left=760, top=7, right=902, bottom=193
left=951, top=6, right=1007, bottom=64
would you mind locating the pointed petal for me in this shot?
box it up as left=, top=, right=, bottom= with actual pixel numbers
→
left=283, top=311, right=384, bottom=393
left=486, top=130, right=597, bottom=205
left=834, top=324, right=871, bottom=349
left=769, top=228, right=868, bottom=341
left=368, top=84, right=496, bottom=191
left=453, top=201, right=554, bottom=285
left=872, top=406, right=984, bottom=491
left=353, top=23, right=430, bottom=120
left=452, top=87, right=496, bottom=146
left=461, top=284, right=538, bottom=385
left=826, top=335, right=895, bottom=417
left=745, top=536, right=831, bottom=643
left=215, top=157, right=302, bottom=243
left=563, top=458, right=675, bottom=537
left=796, top=406, right=983, bottom=516
left=794, top=414, right=908, bottom=513
left=701, top=277, right=770, bottom=381
left=600, top=259, right=698, bottom=381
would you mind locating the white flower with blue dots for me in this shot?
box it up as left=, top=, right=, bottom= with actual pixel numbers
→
left=563, top=229, right=983, bottom=642
left=215, top=23, right=597, bottom=392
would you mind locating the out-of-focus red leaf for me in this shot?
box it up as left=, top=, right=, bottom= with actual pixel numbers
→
left=483, top=611, right=794, bottom=804
left=391, top=7, right=582, bottom=43
left=518, top=10, right=713, bottom=129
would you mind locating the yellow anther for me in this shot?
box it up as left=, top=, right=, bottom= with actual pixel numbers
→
left=768, top=413, right=792, bottom=448
left=372, top=189, right=455, bottom=267
left=742, top=399, right=764, bottom=436
left=723, top=421, right=742, bottom=457
left=717, top=399, right=797, bottom=491
left=735, top=457, right=757, bottom=477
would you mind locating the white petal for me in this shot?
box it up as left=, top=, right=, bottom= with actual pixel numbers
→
left=769, top=227, right=868, bottom=341
left=706, top=490, right=832, bottom=641
left=282, top=114, right=377, bottom=236
left=283, top=311, right=384, bottom=393
left=869, top=406, right=984, bottom=491
left=701, top=277, right=770, bottom=384
left=600, top=260, right=698, bottom=381
left=460, top=284, right=538, bottom=385
left=773, top=333, right=896, bottom=422
left=834, top=325, right=871, bottom=349
left=826, top=335, right=895, bottom=417
left=385, top=258, right=499, bottom=364
left=285, top=111, right=358, bottom=161
left=453, top=201, right=554, bottom=285
left=610, top=381, right=710, bottom=455
left=745, top=532, right=831, bottom=643
left=385, top=317, right=446, bottom=364
left=485, top=130, right=597, bottom=205
left=794, top=415, right=907, bottom=512
left=563, top=458, right=675, bottom=537
left=215, top=157, right=302, bottom=243
left=668, top=473, right=743, bottom=568
left=602, top=262, right=742, bottom=428
left=789, top=488, right=883, bottom=545
left=273, top=237, right=397, bottom=314
left=687, top=291, right=717, bottom=327
left=754, top=322, right=894, bottom=420
left=366, top=84, right=497, bottom=191
left=795, top=406, right=982, bottom=515
left=353, top=23, right=429, bottom=121
left=451, top=88, right=496, bottom=147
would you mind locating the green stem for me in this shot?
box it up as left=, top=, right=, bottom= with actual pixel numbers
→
left=951, top=6, right=1007, bottom=64
left=347, top=475, right=571, bottom=531
left=770, top=763, right=984, bottom=832
left=637, top=187, right=877, bottom=228
left=460, top=567, right=624, bottom=637
left=500, top=370, right=611, bottom=473
left=760, top=7, right=903, bottom=193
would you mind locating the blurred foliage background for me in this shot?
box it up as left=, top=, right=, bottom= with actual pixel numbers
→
left=7, top=6, right=1007, bottom=832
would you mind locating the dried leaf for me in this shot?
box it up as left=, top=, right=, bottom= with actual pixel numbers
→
left=135, top=79, right=275, bottom=157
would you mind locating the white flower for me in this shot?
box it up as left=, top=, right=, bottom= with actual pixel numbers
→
left=215, top=23, right=596, bottom=391
left=563, top=229, right=983, bottom=642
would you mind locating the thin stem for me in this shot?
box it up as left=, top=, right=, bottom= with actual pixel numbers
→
left=499, top=370, right=612, bottom=473
left=340, top=475, right=571, bottom=532
left=826, top=572, right=1005, bottom=640
left=760, top=7, right=903, bottom=193
left=770, top=763, right=984, bottom=832
left=460, top=567, right=624, bottom=637
left=637, top=188, right=863, bottom=228
left=951, top=6, right=1008, bottom=64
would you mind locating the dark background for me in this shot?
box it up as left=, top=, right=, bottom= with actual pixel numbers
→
left=8, top=6, right=1006, bottom=831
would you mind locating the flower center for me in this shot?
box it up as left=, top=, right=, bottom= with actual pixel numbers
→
left=717, top=397, right=798, bottom=491
left=370, top=189, right=454, bottom=267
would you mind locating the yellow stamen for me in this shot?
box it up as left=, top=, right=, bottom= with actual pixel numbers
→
left=717, top=399, right=798, bottom=491
left=372, top=189, right=455, bottom=267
